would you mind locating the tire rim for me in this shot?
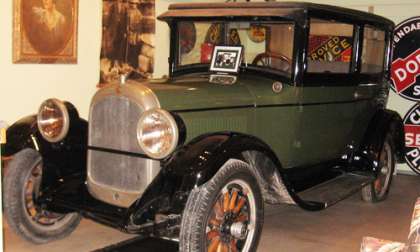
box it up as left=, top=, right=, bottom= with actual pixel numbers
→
left=24, top=161, right=65, bottom=226
left=374, top=142, right=392, bottom=198
left=205, top=179, right=256, bottom=252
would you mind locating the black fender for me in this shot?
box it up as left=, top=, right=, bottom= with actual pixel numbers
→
left=359, top=109, right=405, bottom=170
left=125, top=132, right=323, bottom=231
left=3, top=105, right=88, bottom=182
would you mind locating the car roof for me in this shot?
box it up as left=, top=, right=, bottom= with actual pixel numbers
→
left=158, top=1, right=394, bottom=30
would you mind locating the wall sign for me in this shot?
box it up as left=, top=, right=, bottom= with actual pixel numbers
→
left=308, top=35, right=353, bottom=62
left=391, top=16, right=420, bottom=101
left=404, top=103, right=420, bottom=174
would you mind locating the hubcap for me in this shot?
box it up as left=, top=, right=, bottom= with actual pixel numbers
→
left=206, top=180, right=256, bottom=252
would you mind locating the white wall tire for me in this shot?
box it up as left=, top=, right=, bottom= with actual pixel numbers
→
left=179, top=159, right=264, bottom=252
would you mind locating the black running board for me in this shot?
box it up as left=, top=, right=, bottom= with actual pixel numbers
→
left=297, top=173, right=374, bottom=209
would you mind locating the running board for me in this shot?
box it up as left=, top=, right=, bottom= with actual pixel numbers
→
left=297, top=173, right=374, bottom=209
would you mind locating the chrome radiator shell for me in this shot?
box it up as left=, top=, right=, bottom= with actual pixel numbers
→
left=87, top=82, right=161, bottom=208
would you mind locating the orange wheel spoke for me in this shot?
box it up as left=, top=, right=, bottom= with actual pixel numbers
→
left=208, top=237, right=220, bottom=252
left=221, top=242, right=229, bottom=252
left=209, top=217, right=222, bottom=227
left=207, top=230, right=220, bottom=240
left=230, top=239, right=238, bottom=252
left=229, top=190, right=238, bottom=211
left=235, top=213, right=248, bottom=222
left=214, top=199, right=224, bottom=217
left=223, top=191, right=230, bottom=213
left=233, top=197, right=246, bottom=214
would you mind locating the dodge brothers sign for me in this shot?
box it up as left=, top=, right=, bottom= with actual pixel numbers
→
left=391, top=17, right=420, bottom=101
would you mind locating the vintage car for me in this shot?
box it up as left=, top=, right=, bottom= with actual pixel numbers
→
left=2, top=2, right=405, bottom=252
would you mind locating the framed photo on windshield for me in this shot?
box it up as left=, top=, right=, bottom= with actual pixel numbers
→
left=210, top=46, right=243, bottom=73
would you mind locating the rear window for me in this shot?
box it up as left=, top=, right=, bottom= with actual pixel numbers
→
left=361, top=26, right=386, bottom=74
left=307, top=19, right=354, bottom=73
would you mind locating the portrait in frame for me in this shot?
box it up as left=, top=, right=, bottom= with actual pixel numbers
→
left=13, top=0, right=78, bottom=63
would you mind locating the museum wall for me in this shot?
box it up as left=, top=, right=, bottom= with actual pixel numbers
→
left=0, top=0, right=102, bottom=124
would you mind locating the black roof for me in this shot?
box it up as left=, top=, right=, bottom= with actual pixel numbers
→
left=158, top=1, right=394, bottom=30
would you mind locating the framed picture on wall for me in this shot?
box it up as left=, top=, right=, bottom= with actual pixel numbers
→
left=13, top=0, right=78, bottom=63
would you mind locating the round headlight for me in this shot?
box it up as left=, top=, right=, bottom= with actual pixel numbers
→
left=37, top=98, right=70, bottom=143
left=137, top=108, right=179, bottom=159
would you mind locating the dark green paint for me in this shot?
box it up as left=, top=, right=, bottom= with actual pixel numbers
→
left=144, top=73, right=380, bottom=168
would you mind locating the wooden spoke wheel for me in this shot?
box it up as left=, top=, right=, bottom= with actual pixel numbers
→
left=3, top=149, right=81, bottom=244
left=362, top=134, right=395, bottom=202
left=180, top=160, right=263, bottom=252
left=24, top=162, right=65, bottom=226
left=206, top=180, right=256, bottom=252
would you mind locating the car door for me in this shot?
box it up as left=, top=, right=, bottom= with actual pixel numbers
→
left=296, top=18, right=359, bottom=167
left=351, top=26, right=389, bottom=149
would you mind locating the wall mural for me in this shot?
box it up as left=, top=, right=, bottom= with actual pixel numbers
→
left=13, top=0, right=78, bottom=63
left=100, top=0, right=155, bottom=84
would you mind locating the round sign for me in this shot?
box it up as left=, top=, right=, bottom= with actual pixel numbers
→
left=247, top=25, right=266, bottom=43
left=403, top=103, right=420, bottom=174
left=391, top=16, right=420, bottom=101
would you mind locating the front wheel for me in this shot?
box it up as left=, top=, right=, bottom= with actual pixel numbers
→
left=3, top=149, right=81, bottom=244
left=180, top=159, right=264, bottom=252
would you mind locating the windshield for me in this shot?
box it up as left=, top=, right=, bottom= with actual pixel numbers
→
left=176, top=21, right=295, bottom=78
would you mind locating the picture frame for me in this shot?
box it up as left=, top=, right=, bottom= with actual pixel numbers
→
left=209, top=46, right=243, bottom=73
left=13, top=0, right=78, bottom=64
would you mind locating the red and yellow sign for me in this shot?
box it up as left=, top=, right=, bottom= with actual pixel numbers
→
left=309, top=35, right=352, bottom=62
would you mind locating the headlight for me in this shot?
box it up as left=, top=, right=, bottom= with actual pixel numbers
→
left=137, top=108, right=179, bottom=159
left=37, top=98, right=70, bottom=143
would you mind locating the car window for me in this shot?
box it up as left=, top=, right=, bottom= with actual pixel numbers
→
left=177, top=21, right=295, bottom=77
left=361, top=26, right=385, bottom=74
left=307, top=19, right=354, bottom=73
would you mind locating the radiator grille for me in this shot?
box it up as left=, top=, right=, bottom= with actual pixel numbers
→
left=87, top=95, right=160, bottom=207
left=89, top=96, right=142, bottom=153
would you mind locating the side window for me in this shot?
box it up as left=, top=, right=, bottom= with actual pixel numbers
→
left=361, top=26, right=385, bottom=74
left=307, top=19, right=354, bottom=73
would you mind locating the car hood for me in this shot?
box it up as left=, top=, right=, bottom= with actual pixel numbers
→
left=138, top=75, right=256, bottom=111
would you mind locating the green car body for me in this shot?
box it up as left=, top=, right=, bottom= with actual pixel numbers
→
left=145, top=73, right=379, bottom=168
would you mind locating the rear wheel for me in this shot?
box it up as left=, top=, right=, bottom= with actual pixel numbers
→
left=180, top=159, right=264, bottom=252
left=3, top=149, right=81, bottom=244
left=362, top=135, right=395, bottom=202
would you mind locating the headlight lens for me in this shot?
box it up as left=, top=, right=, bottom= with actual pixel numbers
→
left=137, top=108, right=179, bottom=159
left=37, top=98, right=70, bottom=143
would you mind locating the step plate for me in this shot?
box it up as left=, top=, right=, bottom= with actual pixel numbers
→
left=297, top=173, right=374, bottom=208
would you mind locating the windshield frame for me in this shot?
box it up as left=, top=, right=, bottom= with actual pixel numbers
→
left=169, top=17, right=299, bottom=83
